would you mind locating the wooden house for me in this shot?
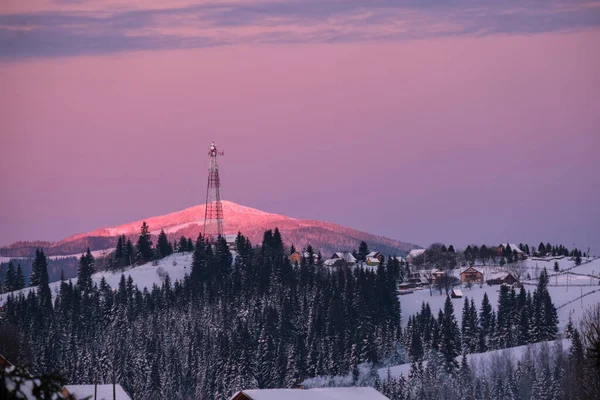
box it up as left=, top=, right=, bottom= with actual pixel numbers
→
left=323, top=252, right=357, bottom=268
left=486, top=272, right=518, bottom=286
left=460, top=267, right=484, bottom=284
left=289, top=251, right=303, bottom=264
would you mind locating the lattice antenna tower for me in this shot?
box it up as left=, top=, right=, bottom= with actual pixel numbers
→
left=203, top=141, right=224, bottom=240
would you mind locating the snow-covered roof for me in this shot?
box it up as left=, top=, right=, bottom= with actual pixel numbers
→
left=233, top=387, right=389, bottom=400
left=334, top=252, right=357, bottom=263
left=366, top=256, right=381, bottom=264
left=64, top=384, right=131, bottom=400
left=390, top=256, right=405, bottom=262
left=407, top=249, right=426, bottom=258
left=499, top=243, right=524, bottom=254
left=487, top=272, right=510, bottom=281
left=366, top=251, right=380, bottom=258
left=452, top=288, right=463, bottom=296
left=460, top=267, right=483, bottom=275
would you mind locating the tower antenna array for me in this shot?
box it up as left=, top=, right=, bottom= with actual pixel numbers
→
left=203, top=141, right=224, bottom=240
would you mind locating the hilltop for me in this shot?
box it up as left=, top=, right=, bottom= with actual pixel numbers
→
left=0, top=201, right=419, bottom=257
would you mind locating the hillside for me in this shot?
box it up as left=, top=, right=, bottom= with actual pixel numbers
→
left=0, top=201, right=419, bottom=257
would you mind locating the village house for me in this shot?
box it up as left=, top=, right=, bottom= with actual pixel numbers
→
left=496, top=243, right=526, bottom=259
left=406, top=249, right=426, bottom=264
left=289, top=251, right=319, bottom=265
left=486, top=272, right=518, bottom=286
left=289, top=251, right=303, bottom=264
left=62, top=384, right=131, bottom=400
left=323, top=252, right=357, bottom=268
left=230, top=387, right=390, bottom=400
left=365, top=251, right=384, bottom=266
left=460, top=266, right=484, bottom=284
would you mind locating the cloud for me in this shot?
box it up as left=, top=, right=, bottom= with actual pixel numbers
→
left=1, top=0, right=599, bottom=59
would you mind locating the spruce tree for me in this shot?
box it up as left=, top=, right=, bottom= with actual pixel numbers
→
left=136, top=222, right=154, bottom=263
left=36, top=249, right=52, bottom=311
left=124, top=239, right=134, bottom=266
left=479, top=292, right=493, bottom=352
left=177, top=236, right=187, bottom=253
left=30, top=248, right=45, bottom=286
left=440, top=296, right=461, bottom=373
left=358, top=241, right=369, bottom=262
left=156, top=229, right=173, bottom=258
left=77, top=248, right=95, bottom=292
left=4, top=261, right=16, bottom=292
left=15, top=264, right=25, bottom=290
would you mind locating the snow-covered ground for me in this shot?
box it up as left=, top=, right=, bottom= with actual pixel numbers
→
left=399, top=257, right=600, bottom=332
left=0, top=253, right=193, bottom=306
left=0, top=248, right=114, bottom=263
left=376, top=339, right=571, bottom=379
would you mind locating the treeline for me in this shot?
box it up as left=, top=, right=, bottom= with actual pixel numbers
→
left=413, top=241, right=589, bottom=269
left=1, top=228, right=402, bottom=399
left=376, top=325, right=600, bottom=400
left=403, top=268, right=558, bottom=370
left=107, top=223, right=195, bottom=271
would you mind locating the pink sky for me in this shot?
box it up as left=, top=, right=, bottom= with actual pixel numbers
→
left=0, top=1, right=599, bottom=252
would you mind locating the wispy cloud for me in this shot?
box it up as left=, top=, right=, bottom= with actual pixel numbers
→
left=1, top=0, right=599, bottom=59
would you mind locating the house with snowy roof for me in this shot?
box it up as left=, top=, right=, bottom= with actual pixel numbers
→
left=61, top=384, right=131, bottom=400
left=497, top=243, right=526, bottom=259
left=230, top=387, right=389, bottom=400
left=365, top=251, right=384, bottom=266
left=323, top=252, right=357, bottom=268
left=460, top=266, right=484, bottom=284
left=406, top=249, right=426, bottom=264
left=486, top=272, right=518, bottom=286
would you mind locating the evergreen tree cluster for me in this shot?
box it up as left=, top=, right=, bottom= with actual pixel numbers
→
left=403, top=270, right=559, bottom=372
left=2, top=261, right=26, bottom=292
left=374, top=336, right=599, bottom=400
left=1, top=229, right=401, bottom=399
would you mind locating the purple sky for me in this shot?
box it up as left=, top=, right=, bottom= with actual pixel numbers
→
left=1, top=1, right=599, bottom=252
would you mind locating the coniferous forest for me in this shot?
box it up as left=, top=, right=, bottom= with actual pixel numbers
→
left=1, top=227, right=599, bottom=399
left=2, top=229, right=401, bottom=399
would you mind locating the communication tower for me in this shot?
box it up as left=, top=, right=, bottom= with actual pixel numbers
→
left=203, top=141, right=224, bottom=239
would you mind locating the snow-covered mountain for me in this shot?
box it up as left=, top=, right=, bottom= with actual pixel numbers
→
left=0, top=200, right=419, bottom=257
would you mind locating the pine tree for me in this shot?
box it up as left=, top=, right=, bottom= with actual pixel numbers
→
left=77, top=248, right=95, bottom=292
left=178, top=236, right=188, bottom=253
left=479, top=292, right=492, bottom=352
left=539, top=242, right=546, bottom=255
left=15, top=264, right=25, bottom=290
left=124, top=239, right=134, bottom=266
left=156, top=229, right=173, bottom=258
left=4, top=261, right=16, bottom=292
left=440, top=296, right=461, bottom=373
left=30, top=248, right=46, bottom=286
left=357, top=241, right=369, bottom=262
left=136, top=222, right=154, bottom=263
left=35, top=249, right=52, bottom=311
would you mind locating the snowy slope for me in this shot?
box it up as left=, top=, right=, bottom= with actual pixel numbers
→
left=0, top=253, right=193, bottom=306
left=376, top=339, right=571, bottom=379
left=233, top=387, right=388, bottom=400
left=399, top=258, right=600, bottom=332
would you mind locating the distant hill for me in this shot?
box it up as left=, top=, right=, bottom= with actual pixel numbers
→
left=0, top=201, right=420, bottom=257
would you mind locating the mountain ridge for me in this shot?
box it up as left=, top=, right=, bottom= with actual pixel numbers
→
left=0, top=201, right=420, bottom=257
